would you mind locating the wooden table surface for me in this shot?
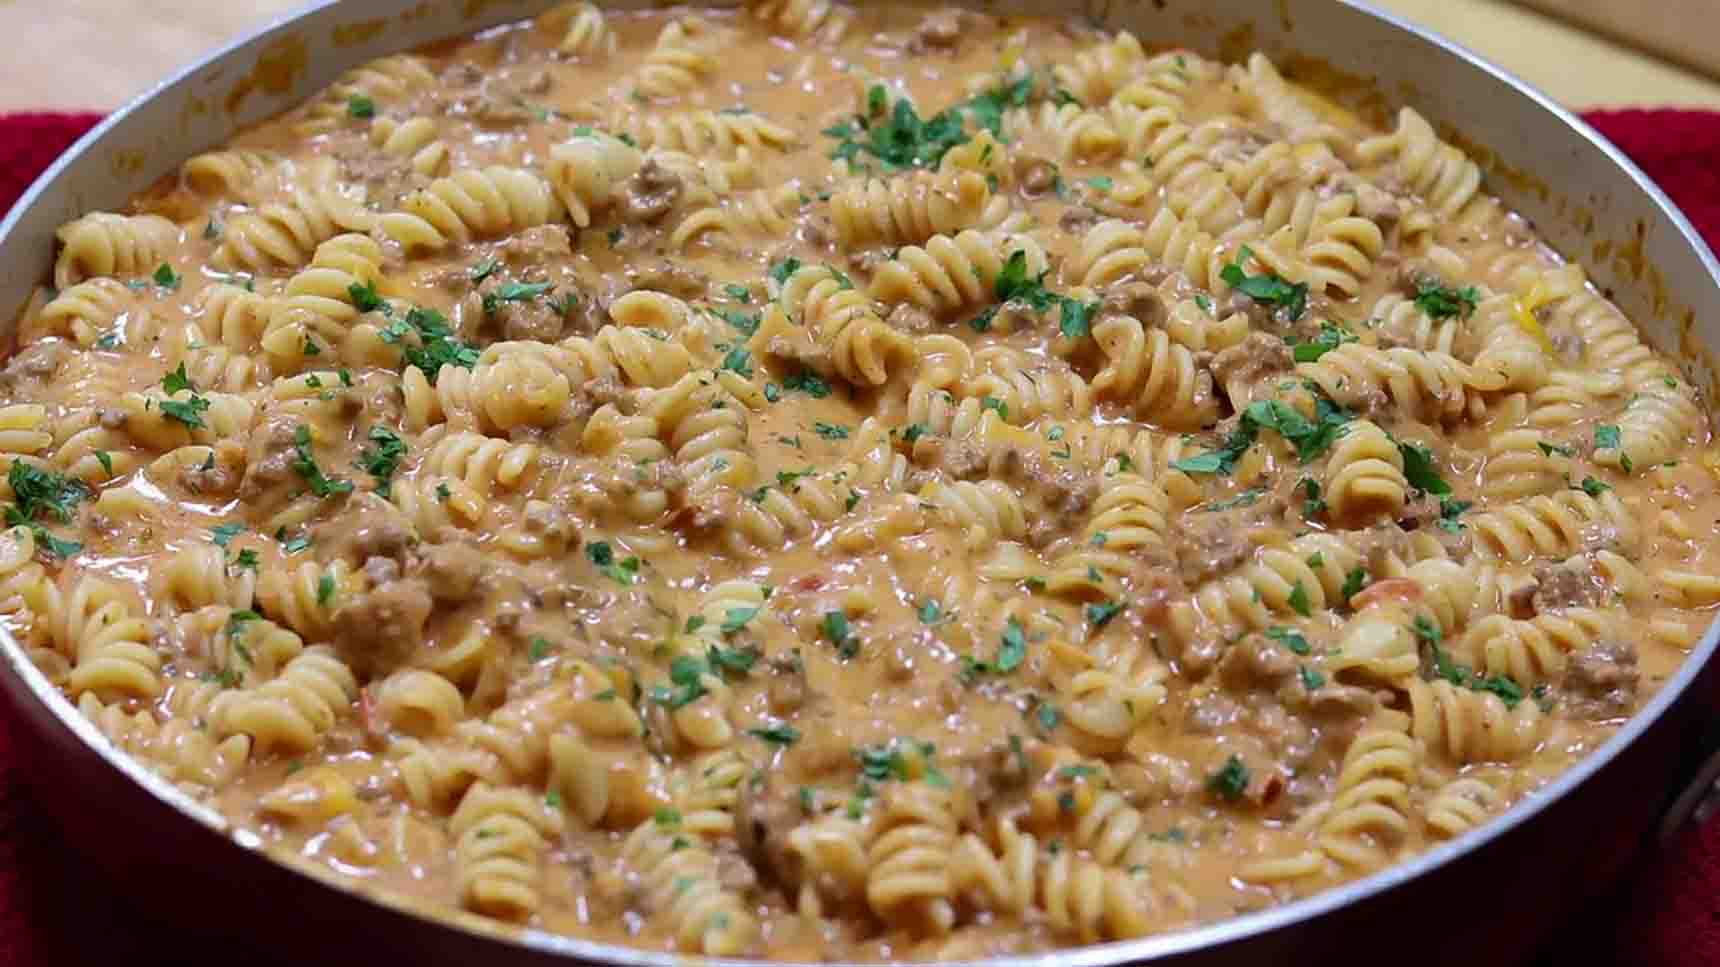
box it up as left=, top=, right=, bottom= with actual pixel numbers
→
left=2, top=0, right=1719, bottom=113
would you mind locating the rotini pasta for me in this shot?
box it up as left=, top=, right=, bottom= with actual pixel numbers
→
left=13, top=7, right=1717, bottom=963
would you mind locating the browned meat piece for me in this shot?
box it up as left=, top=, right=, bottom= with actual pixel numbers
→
left=910, top=8, right=966, bottom=51
left=452, top=73, right=549, bottom=128
left=1350, top=523, right=1410, bottom=573
left=800, top=214, right=834, bottom=250
left=500, top=225, right=573, bottom=264
left=497, top=301, right=566, bottom=342
left=1211, top=331, right=1293, bottom=398
left=1351, top=180, right=1403, bottom=236
left=846, top=247, right=889, bottom=275
left=668, top=485, right=742, bottom=542
left=313, top=492, right=415, bottom=565
left=1548, top=325, right=1584, bottom=365
left=1058, top=206, right=1102, bottom=235
left=1218, top=632, right=1296, bottom=691
left=766, top=653, right=808, bottom=715
left=1395, top=258, right=1441, bottom=298
left=966, top=739, right=1029, bottom=806
left=918, top=438, right=986, bottom=480
left=1171, top=492, right=1288, bottom=585
left=734, top=771, right=806, bottom=892
left=1017, top=154, right=1059, bottom=196
left=1303, top=681, right=1381, bottom=719
left=363, top=555, right=401, bottom=585
left=413, top=540, right=489, bottom=604
left=7, top=341, right=66, bottom=380
left=440, top=62, right=482, bottom=89
left=886, top=302, right=936, bottom=333
left=521, top=499, right=580, bottom=551
left=1099, top=281, right=1165, bottom=327
left=175, top=442, right=245, bottom=497
left=760, top=330, right=833, bottom=376
left=332, top=147, right=418, bottom=207
left=238, top=417, right=304, bottom=502
left=1028, top=458, right=1100, bottom=519
left=512, top=68, right=553, bottom=96
left=1506, top=580, right=1538, bottom=620
left=1530, top=557, right=1604, bottom=614
left=329, top=577, right=434, bottom=680
left=619, top=158, right=683, bottom=224
left=629, top=259, right=707, bottom=300
left=1560, top=638, right=1638, bottom=720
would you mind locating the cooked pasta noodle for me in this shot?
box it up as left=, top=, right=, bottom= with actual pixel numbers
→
left=6, top=5, right=1715, bottom=962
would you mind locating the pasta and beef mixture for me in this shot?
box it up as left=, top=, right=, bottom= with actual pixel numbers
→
left=7, top=0, right=1718, bottom=958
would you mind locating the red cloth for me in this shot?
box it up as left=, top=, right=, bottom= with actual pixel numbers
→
left=1, top=110, right=1719, bottom=965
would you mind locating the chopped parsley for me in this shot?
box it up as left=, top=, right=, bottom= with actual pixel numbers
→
left=1220, top=245, right=1307, bottom=320
left=382, top=306, right=480, bottom=385
left=159, top=393, right=211, bottom=430
left=355, top=426, right=406, bottom=497
left=821, top=610, right=857, bottom=659
left=768, top=257, right=803, bottom=287
left=1287, top=581, right=1312, bottom=617
left=468, top=258, right=500, bottom=285
left=316, top=573, right=337, bottom=607
left=1576, top=476, right=1612, bottom=498
left=152, top=263, right=181, bottom=291
left=1036, top=702, right=1061, bottom=731
left=1412, top=280, right=1479, bottom=321
left=824, top=98, right=969, bottom=171
left=1257, top=398, right=1351, bottom=462
left=963, top=619, right=1027, bottom=679
left=527, top=636, right=553, bottom=661
left=210, top=522, right=245, bottom=548
left=1291, top=322, right=1357, bottom=363
left=719, top=606, right=760, bottom=635
left=723, top=283, right=752, bottom=303
left=347, top=93, right=375, bottom=118
left=7, top=461, right=89, bottom=525
left=1206, top=755, right=1250, bottom=802
left=165, top=362, right=197, bottom=396
left=918, top=598, right=943, bottom=624
left=1266, top=626, right=1311, bottom=655
left=1298, top=477, right=1327, bottom=518
left=719, top=346, right=753, bottom=378
left=1398, top=441, right=1450, bottom=495
left=1085, top=599, right=1124, bottom=628
left=780, top=369, right=831, bottom=399
left=1299, top=665, right=1327, bottom=691
left=585, top=541, right=640, bottom=584
left=291, top=425, right=353, bottom=498
left=1538, top=441, right=1577, bottom=458
left=1437, top=497, right=1472, bottom=533
left=348, top=278, right=385, bottom=313
left=481, top=280, right=555, bottom=315
left=1340, top=567, right=1370, bottom=605
left=747, top=722, right=801, bottom=745
left=813, top=422, right=850, bottom=440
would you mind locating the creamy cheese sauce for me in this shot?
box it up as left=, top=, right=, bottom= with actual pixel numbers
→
left=3, top=2, right=1717, bottom=959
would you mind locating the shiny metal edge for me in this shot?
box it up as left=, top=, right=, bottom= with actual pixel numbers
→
left=0, top=0, right=1712, bottom=964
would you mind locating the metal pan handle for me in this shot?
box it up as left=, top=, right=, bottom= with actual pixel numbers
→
left=1658, top=718, right=1720, bottom=843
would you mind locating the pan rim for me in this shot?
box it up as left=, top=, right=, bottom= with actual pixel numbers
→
left=1, top=0, right=1716, bottom=962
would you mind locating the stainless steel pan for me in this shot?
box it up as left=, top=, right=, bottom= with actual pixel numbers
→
left=3, top=1, right=1718, bottom=963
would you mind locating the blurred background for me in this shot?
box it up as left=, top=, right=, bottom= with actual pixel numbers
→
left=0, top=0, right=1717, bottom=112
